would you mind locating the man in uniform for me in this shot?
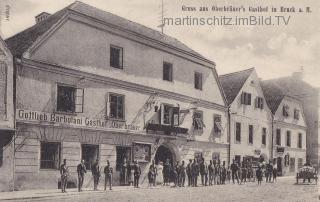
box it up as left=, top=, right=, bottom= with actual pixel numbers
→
left=186, top=159, right=192, bottom=186
left=60, top=159, right=68, bottom=193
left=133, top=161, right=141, bottom=188
left=92, top=159, right=101, bottom=190
left=104, top=160, right=113, bottom=190
left=77, top=159, right=87, bottom=192
left=230, top=159, right=240, bottom=184
left=149, top=160, right=157, bottom=186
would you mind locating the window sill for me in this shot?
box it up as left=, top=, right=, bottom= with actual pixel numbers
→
left=248, top=143, right=253, bottom=146
left=235, top=141, right=241, bottom=144
left=108, top=118, right=126, bottom=122
left=39, top=168, right=60, bottom=171
left=163, top=79, right=174, bottom=83
left=110, top=66, right=124, bottom=70
left=55, top=110, right=78, bottom=116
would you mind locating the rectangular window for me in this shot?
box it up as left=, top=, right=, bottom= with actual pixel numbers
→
left=262, top=128, right=267, bottom=146
left=241, top=92, right=252, bottom=105
left=214, top=114, right=222, bottom=135
left=294, top=109, right=300, bottom=120
left=276, top=129, right=281, bottom=146
left=289, top=158, right=295, bottom=172
left=298, top=133, right=302, bottom=148
left=298, top=158, right=303, bottom=169
left=248, top=125, right=253, bottom=144
left=235, top=155, right=241, bottom=164
left=0, top=62, right=7, bottom=119
left=286, top=131, right=291, bottom=147
left=236, top=122, right=241, bottom=142
left=116, top=146, right=131, bottom=171
left=110, top=45, right=123, bottom=69
left=163, top=62, right=173, bottom=82
left=160, top=104, right=180, bottom=126
left=193, top=111, right=204, bottom=130
left=283, top=105, right=289, bottom=117
left=57, top=85, right=83, bottom=113
left=81, top=144, right=99, bottom=170
left=194, top=72, right=203, bottom=90
left=109, top=93, right=125, bottom=120
left=40, top=142, right=61, bottom=169
left=255, top=97, right=264, bottom=109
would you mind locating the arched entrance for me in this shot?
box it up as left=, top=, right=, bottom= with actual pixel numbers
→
left=154, top=145, right=175, bottom=165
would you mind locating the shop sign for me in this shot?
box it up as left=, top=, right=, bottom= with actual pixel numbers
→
left=17, top=109, right=140, bottom=131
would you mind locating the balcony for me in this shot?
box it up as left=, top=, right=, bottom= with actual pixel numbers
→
left=146, top=123, right=188, bottom=136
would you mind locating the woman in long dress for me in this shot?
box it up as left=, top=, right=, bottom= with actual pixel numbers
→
left=157, top=161, right=164, bottom=185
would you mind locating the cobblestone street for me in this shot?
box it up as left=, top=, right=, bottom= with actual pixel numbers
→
left=2, top=177, right=318, bottom=202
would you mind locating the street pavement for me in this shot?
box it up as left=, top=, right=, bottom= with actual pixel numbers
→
left=0, top=177, right=319, bottom=202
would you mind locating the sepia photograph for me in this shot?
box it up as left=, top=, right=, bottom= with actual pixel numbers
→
left=0, top=0, right=319, bottom=201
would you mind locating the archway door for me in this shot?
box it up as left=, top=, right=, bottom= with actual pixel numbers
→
left=155, top=145, right=175, bottom=165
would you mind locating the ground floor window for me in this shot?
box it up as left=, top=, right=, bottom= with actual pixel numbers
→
left=235, top=155, right=241, bottom=164
left=40, top=142, right=61, bottom=169
left=289, top=158, right=295, bottom=172
left=81, top=144, right=99, bottom=170
left=116, top=146, right=132, bottom=171
left=298, top=158, right=303, bottom=169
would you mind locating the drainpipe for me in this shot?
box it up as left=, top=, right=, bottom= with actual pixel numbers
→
left=227, top=106, right=231, bottom=165
left=271, top=114, right=274, bottom=164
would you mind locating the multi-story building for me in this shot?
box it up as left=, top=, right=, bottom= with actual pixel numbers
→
left=263, top=72, right=320, bottom=170
left=219, top=68, right=273, bottom=165
left=0, top=36, right=15, bottom=191
left=262, top=80, right=307, bottom=176
left=5, top=2, right=228, bottom=190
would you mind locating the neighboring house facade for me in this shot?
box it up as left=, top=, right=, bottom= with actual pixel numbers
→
left=262, top=80, right=307, bottom=176
left=219, top=68, right=273, bottom=165
left=263, top=72, right=320, bottom=170
left=5, top=2, right=228, bottom=190
left=0, top=36, right=15, bottom=191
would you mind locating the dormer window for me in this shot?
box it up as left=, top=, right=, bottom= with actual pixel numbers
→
left=283, top=105, right=290, bottom=117
left=294, top=109, right=300, bottom=120
left=241, top=92, right=251, bottom=105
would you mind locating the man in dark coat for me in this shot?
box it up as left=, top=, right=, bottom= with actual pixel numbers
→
left=104, top=160, right=113, bottom=190
left=186, top=159, right=192, bottom=186
left=199, top=158, right=208, bottom=186
left=179, top=160, right=186, bottom=187
left=230, top=160, right=240, bottom=184
left=60, top=159, right=68, bottom=193
left=163, top=158, right=171, bottom=186
left=191, top=159, right=199, bottom=187
left=208, top=160, right=214, bottom=185
left=92, top=159, right=101, bottom=190
left=149, top=160, right=157, bottom=186
left=77, top=159, right=87, bottom=192
left=133, top=161, right=141, bottom=188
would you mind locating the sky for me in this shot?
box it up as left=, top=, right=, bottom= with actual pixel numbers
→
left=0, top=0, right=319, bottom=87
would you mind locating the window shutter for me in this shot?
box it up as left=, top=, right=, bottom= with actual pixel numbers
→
left=260, top=98, right=264, bottom=109
left=75, top=88, right=84, bottom=113
left=255, top=97, right=258, bottom=108
left=160, top=104, right=164, bottom=125
left=172, top=107, right=180, bottom=126
left=105, top=94, right=110, bottom=119
left=241, top=92, right=245, bottom=104
left=248, top=94, right=251, bottom=105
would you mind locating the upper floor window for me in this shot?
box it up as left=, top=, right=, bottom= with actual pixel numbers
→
left=255, top=97, right=264, bottom=109
left=286, top=130, right=291, bottom=147
left=298, top=133, right=302, bottom=148
left=193, top=111, right=204, bottom=130
left=235, top=122, right=241, bottom=142
left=161, top=104, right=179, bottom=126
left=214, top=114, right=222, bottom=135
left=294, top=109, right=300, bottom=120
left=57, top=85, right=84, bottom=113
left=163, top=62, right=173, bottom=82
left=276, top=129, right=281, bottom=146
left=110, top=45, right=123, bottom=69
left=262, top=127, right=267, bottom=146
left=283, top=105, right=290, bottom=117
left=194, top=72, right=203, bottom=90
left=241, top=92, right=251, bottom=105
left=248, top=125, right=253, bottom=144
left=0, top=62, right=7, bottom=119
left=109, top=93, right=125, bottom=120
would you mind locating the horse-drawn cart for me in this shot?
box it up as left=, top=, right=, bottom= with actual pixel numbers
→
left=296, top=166, right=318, bottom=184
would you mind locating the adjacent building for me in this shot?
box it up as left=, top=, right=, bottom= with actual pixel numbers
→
left=262, top=80, right=307, bottom=176
left=0, top=36, right=15, bottom=191
left=5, top=2, right=229, bottom=190
left=219, top=68, right=273, bottom=165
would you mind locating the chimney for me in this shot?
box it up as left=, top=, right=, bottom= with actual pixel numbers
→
left=35, top=12, right=51, bottom=24
left=292, top=67, right=304, bottom=80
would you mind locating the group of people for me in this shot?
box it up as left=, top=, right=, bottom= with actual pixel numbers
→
left=59, top=157, right=278, bottom=193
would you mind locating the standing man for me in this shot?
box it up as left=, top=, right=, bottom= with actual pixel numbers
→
left=104, top=160, right=113, bottom=191
left=208, top=160, right=214, bottom=186
left=221, top=161, right=227, bottom=184
left=179, top=160, right=186, bottom=187
left=92, top=159, right=101, bottom=191
left=60, top=159, right=68, bottom=193
left=149, top=160, right=157, bottom=186
left=133, top=161, right=141, bottom=188
left=77, top=159, right=87, bottom=192
left=230, top=160, right=240, bottom=184
left=186, top=159, right=192, bottom=186
left=163, top=159, right=171, bottom=186
left=191, top=159, right=199, bottom=187
left=199, top=158, right=208, bottom=186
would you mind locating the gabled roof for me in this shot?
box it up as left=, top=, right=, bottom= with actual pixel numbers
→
left=260, top=81, right=286, bottom=113
left=218, top=68, right=255, bottom=105
left=5, top=1, right=209, bottom=63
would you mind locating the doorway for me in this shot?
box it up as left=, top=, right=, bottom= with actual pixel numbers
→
left=277, top=157, right=283, bottom=176
left=81, top=144, right=99, bottom=170
left=155, top=145, right=175, bottom=165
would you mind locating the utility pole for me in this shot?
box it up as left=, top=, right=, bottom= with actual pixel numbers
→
left=157, top=0, right=165, bottom=33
